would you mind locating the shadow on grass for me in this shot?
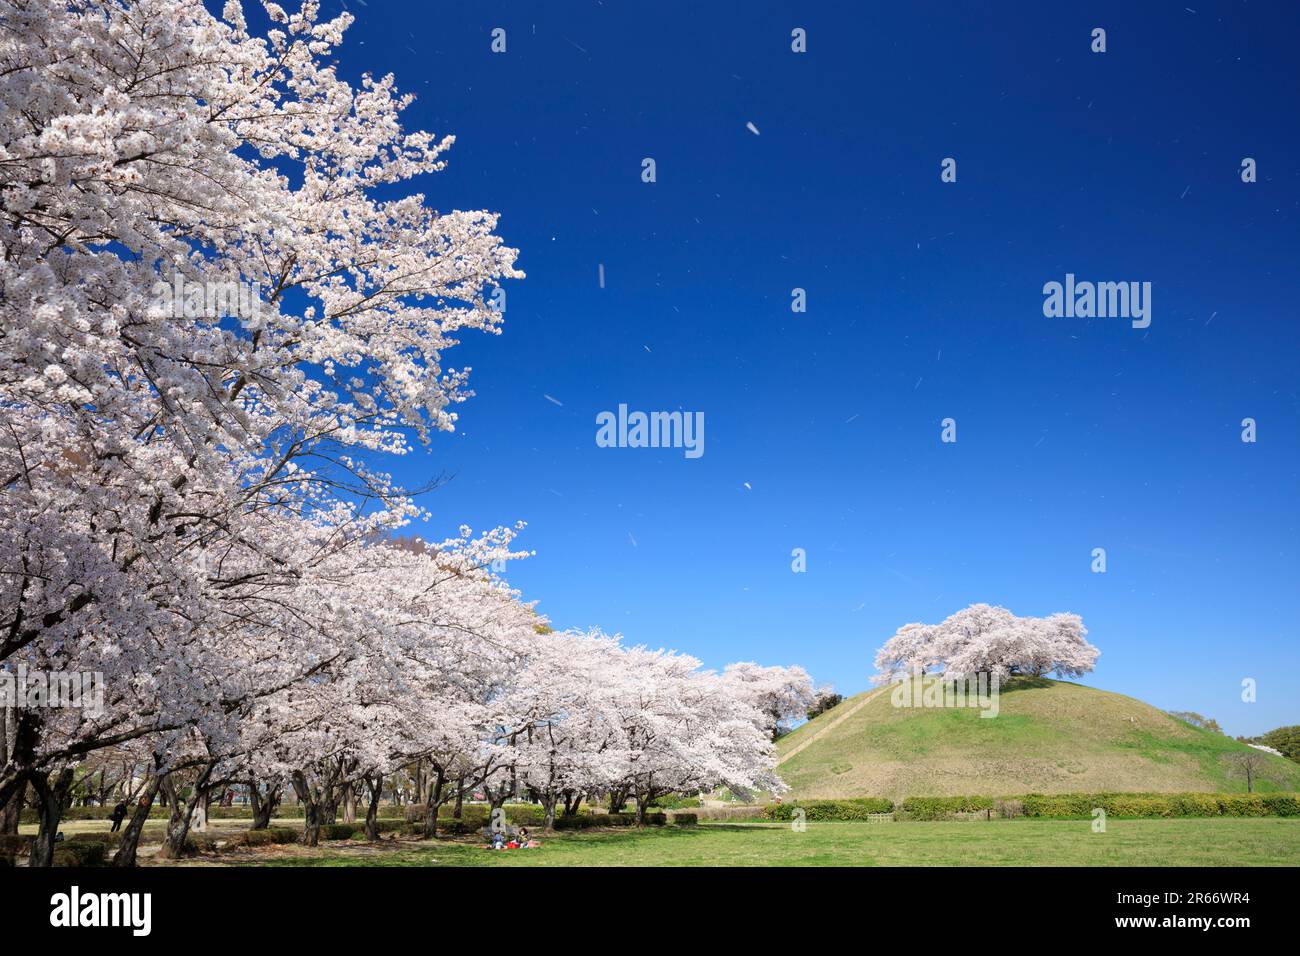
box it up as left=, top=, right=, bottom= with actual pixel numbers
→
left=253, top=823, right=772, bottom=867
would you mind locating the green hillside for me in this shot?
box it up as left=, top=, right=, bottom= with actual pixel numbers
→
left=776, top=678, right=1300, bottom=799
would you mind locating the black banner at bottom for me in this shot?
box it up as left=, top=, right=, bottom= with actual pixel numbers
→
left=0, top=865, right=1285, bottom=942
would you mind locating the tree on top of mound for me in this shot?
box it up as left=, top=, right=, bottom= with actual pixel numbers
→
left=872, top=603, right=1100, bottom=684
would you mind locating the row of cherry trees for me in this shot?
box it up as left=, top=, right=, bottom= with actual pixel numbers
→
left=0, top=0, right=815, bottom=865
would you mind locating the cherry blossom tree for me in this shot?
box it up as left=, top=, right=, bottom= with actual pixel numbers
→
left=500, top=630, right=624, bottom=830
left=0, top=0, right=807, bottom=864
left=602, top=647, right=784, bottom=822
left=0, top=0, right=523, bottom=856
left=227, top=529, right=538, bottom=846
left=873, top=604, right=1099, bottom=683
left=720, top=662, right=816, bottom=740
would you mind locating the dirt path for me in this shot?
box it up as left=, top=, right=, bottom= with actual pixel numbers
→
left=779, top=686, right=889, bottom=765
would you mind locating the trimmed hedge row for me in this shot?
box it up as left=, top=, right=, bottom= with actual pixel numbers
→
left=687, top=805, right=769, bottom=822
left=2, top=832, right=137, bottom=865
left=418, top=810, right=671, bottom=833
left=1019, top=792, right=1300, bottom=819
left=759, top=792, right=1300, bottom=821
left=23, top=791, right=1299, bottom=832
left=211, top=806, right=304, bottom=820
left=403, top=804, right=541, bottom=827
left=295, top=819, right=410, bottom=841
left=555, top=811, right=668, bottom=829
left=228, top=827, right=299, bottom=848
left=404, top=804, right=592, bottom=827
left=900, top=796, right=995, bottom=820
left=53, top=842, right=106, bottom=866
left=763, top=799, right=894, bottom=822
left=22, top=806, right=170, bottom=823
left=57, top=831, right=122, bottom=846
left=23, top=800, right=594, bottom=824
left=2, top=843, right=105, bottom=866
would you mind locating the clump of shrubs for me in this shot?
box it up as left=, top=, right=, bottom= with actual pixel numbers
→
left=174, top=833, right=217, bottom=854
left=763, top=798, right=894, bottom=822
left=318, top=823, right=360, bottom=840
left=899, top=796, right=994, bottom=821
left=650, top=796, right=701, bottom=809
left=62, top=831, right=123, bottom=846
left=994, top=799, right=1024, bottom=819
left=403, top=804, right=554, bottom=826
left=228, top=827, right=299, bottom=848
left=52, top=841, right=106, bottom=867
left=0, top=834, right=33, bottom=866
left=553, top=811, right=666, bottom=829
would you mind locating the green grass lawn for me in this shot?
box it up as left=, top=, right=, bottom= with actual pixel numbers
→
left=243, top=818, right=1300, bottom=867
left=775, top=679, right=1300, bottom=799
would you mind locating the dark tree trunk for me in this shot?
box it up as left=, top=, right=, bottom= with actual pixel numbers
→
left=28, top=767, right=74, bottom=867
left=248, top=783, right=265, bottom=828
left=422, top=766, right=447, bottom=838
left=414, top=758, right=427, bottom=805
left=249, top=780, right=280, bottom=830
left=291, top=770, right=322, bottom=847
left=0, top=778, right=26, bottom=835
left=318, top=757, right=349, bottom=826
left=158, top=763, right=215, bottom=859
left=157, top=774, right=187, bottom=859
left=303, top=798, right=321, bottom=845
left=453, top=776, right=464, bottom=818
left=1, top=711, right=39, bottom=836
left=342, top=781, right=357, bottom=824
left=608, top=786, right=630, bottom=813
left=363, top=774, right=383, bottom=841
left=542, top=793, right=558, bottom=832
left=113, top=773, right=162, bottom=867
left=157, top=794, right=193, bottom=859
left=562, top=790, right=583, bottom=816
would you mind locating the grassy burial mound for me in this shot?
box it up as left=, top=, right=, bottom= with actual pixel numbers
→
left=775, top=678, right=1300, bottom=799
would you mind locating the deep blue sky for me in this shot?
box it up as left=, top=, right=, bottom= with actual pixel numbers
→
left=298, top=1, right=1297, bottom=735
